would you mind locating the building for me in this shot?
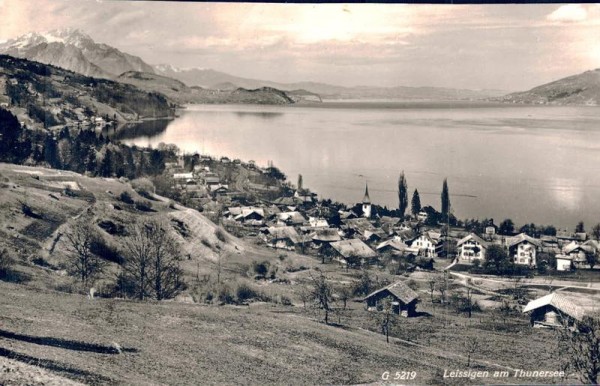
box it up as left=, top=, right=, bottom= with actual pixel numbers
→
left=263, top=226, right=301, bottom=250
left=523, top=292, right=584, bottom=329
left=409, top=231, right=441, bottom=258
left=330, top=239, right=377, bottom=266
left=456, top=233, right=489, bottom=264
left=507, top=233, right=542, bottom=266
left=361, top=183, right=372, bottom=219
left=363, top=281, right=419, bottom=317
left=311, top=228, right=342, bottom=247
left=555, top=255, right=573, bottom=271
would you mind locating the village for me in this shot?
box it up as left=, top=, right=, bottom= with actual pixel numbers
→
left=159, top=151, right=600, bottom=330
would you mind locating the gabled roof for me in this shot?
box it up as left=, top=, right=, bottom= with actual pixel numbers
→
left=330, top=239, right=377, bottom=259
left=311, top=228, right=342, bottom=242
left=376, top=239, right=409, bottom=252
left=507, top=233, right=542, bottom=248
left=457, top=233, right=489, bottom=247
left=523, top=292, right=585, bottom=321
left=342, top=217, right=376, bottom=233
left=266, top=226, right=301, bottom=244
left=364, top=281, right=419, bottom=305
left=278, top=211, right=306, bottom=225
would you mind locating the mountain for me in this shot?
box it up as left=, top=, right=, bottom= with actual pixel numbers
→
left=118, top=71, right=296, bottom=105
left=0, top=29, right=155, bottom=79
left=153, top=64, right=508, bottom=101
left=498, top=69, right=600, bottom=106
left=0, top=55, right=173, bottom=129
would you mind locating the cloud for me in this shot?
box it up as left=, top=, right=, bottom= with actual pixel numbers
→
left=547, top=4, right=588, bottom=23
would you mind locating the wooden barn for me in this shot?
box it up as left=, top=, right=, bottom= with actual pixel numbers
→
left=363, top=281, right=419, bottom=317
left=522, top=292, right=584, bottom=329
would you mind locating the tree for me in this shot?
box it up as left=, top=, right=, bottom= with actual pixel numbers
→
left=484, top=244, right=512, bottom=275
left=64, top=219, right=105, bottom=288
left=557, top=316, right=600, bottom=384
left=411, top=189, right=421, bottom=217
left=593, top=223, right=600, bottom=241
left=338, top=286, right=351, bottom=310
left=575, top=221, right=585, bottom=233
left=353, top=270, right=375, bottom=296
left=297, top=174, right=303, bottom=192
left=428, top=278, right=436, bottom=303
left=398, top=171, right=409, bottom=218
left=435, top=272, right=448, bottom=304
left=310, top=272, right=335, bottom=324
left=465, top=337, right=480, bottom=367
left=345, top=253, right=362, bottom=272
left=441, top=178, right=450, bottom=218
left=585, top=250, right=598, bottom=270
left=374, top=297, right=397, bottom=343
left=0, top=248, right=15, bottom=280
left=498, top=219, right=515, bottom=235
left=122, top=220, right=185, bottom=300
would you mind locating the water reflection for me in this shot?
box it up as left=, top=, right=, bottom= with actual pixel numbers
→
left=103, top=119, right=171, bottom=141
left=234, top=111, right=284, bottom=119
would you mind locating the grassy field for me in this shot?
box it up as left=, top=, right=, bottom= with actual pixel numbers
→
left=0, top=280, right=573, bottom=386
left=0, top=163, right=589, bottom=385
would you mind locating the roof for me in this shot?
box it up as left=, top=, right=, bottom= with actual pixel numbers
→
left=364, top=281, right=419, bottom=305
left=376, top=239, right=409, bottom=252
left=330, top=239, right=377, bottom=259
left=228, top=206, right=265, bottom=219
left=507, top=233, right=542, bottom=248
left=362, top=183, right=370, bottom=204
left=312, top=228, right=342, bottom=242
left=266, top=226, right=301, bottom=244
left=173, top=172, right=194, bottom=179
left=457, top=233, right=489, bottom=248
left=342, top=217, right=376, bottom=233
left=278, top=211, right=306, bottom=225
left=522, top=292, right=585, bottom=321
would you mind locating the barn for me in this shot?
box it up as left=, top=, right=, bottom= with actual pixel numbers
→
left=522, top=292, right=584, bottom=329
left=363, top=281, right=419, bottom=317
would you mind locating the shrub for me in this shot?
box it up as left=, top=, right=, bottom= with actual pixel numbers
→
left=119, top=191, right=134, bottom=204
left=406, top=279, right=419, bottom=291
left=131, top=178, right=155, bottom=198
left=215, top=228, right=227, bottom=243
left=0, top=249, right=14, bottom=279
left=134, top=199, right=153, bottom=212
left=218, top=285, right=235, bottom=304
left=472, top=258, right=482, bottom=268
left=31, top=256, right=52, bottom=268
left=236, top=283, right=259, bottom=302
left=252, top=260, right=270, bottom=279
left=279, top=295, right=293, bottom=306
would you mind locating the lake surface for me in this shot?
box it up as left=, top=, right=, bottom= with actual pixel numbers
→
left=117, top=102, right=600, bottom=229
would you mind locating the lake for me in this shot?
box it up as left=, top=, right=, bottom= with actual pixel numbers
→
left=116, top=102, right=600, bottom=229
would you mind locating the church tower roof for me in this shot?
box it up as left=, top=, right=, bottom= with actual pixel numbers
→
left=362, top=183, right=371, bottom=204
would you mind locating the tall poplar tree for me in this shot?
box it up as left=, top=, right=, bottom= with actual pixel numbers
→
left=441, top=178, right=450, bottom=217
left=411, top=189, right=421, bottom=217
left=398, top=171, right=408, bottom=218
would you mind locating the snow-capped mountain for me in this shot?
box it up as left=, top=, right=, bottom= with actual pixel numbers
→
left=0, top=28, right=155, bottom=78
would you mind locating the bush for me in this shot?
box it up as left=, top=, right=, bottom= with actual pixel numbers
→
left=252, top=261, right=270, bottom=279
left=215, top=228, right=227, bottom=243
left=279, top=295, right=293, bottom=306
left=134, top=199, right=153, bottom=212
left=472, top=258, right=482, bottom=268
left=218, top=285, right=235, bottom=304
left=236, top=283, right=259, bottom=302
left=0, top=249, right=14, bottom=279
left=131, top=178, right=155, bottom=199
left=119, top=191, right=134, bottom=204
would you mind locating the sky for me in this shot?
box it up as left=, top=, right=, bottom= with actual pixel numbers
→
left=0, top=1, right=599, bottom=91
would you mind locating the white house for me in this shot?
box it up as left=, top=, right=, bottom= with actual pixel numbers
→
left=456, top=233, right=489, bottom=264
left=556, top=255, right=573, bottom=271
left=409, top=231, right=441, bottom=257
left=507, top=233, right=541, bottom=266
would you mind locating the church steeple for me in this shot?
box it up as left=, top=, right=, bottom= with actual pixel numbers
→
left=362, top=183, right=371, bottom=204
left=362, top=183, right=372, bottom=218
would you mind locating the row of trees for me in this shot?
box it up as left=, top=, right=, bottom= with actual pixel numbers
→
left=64, top=218, right=185, bottom=300
left=397, top=171, right=451, bottom=221
left=0, top=108, right=177, bottom=180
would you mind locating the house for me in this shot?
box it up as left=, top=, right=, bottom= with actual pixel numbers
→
left=263, top=226, right=301, bottom=250
left=507, top=233, right=542, bottom=266
left=456, top=233, right=489, bottom=264
left=376, top=239, right=417, bottom=256
left=523, top=292, right=584, bottom=329
left=277, top=211, right=306, bottom=226
left=562, top=241, right=593, bottom=267
left=308, top=217, right=329, bottom=228
left=341, top=217, right=376, bottom=239
left=330, top=239, right=377, bottom=266
left=409, top=231, right=441, bottom=257
left=555, top=255, right=573, bottom=271
left=173, top=172, right=194, bottom=180
left=311, top=228, right=342, bottom=247
left=363, top=281, right=419, bottom=317
left=227, top=206, right=265, bottom=226
left=416, top=210, right=428, bottom=222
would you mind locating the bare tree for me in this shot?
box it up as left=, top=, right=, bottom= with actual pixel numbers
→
left=64, top=219, right=105, bottom=288
left=435, top=272, right=448, bottom=304
left=310, top=272, right=335, bottom=324
left=374, top=298, right=397, bottom=343
left=557, top=316, right=600, bottom=384
left=428, top=278, right=436, bottom=303
left=338, top=286, right=351, bottom=310
left=122, top=219, right=185, bottom=300
left=465, top=337, right=480, bottom=367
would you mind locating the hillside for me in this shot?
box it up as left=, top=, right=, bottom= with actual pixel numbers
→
left=153, top=64, right=509, bottom=101
left=0, top=29, right=154, bottom=79
left=118, top=71, right=296, bottom=105
left=498, top=68, right=600, bottom=106
left=0, top=55, right=174, bottom=129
